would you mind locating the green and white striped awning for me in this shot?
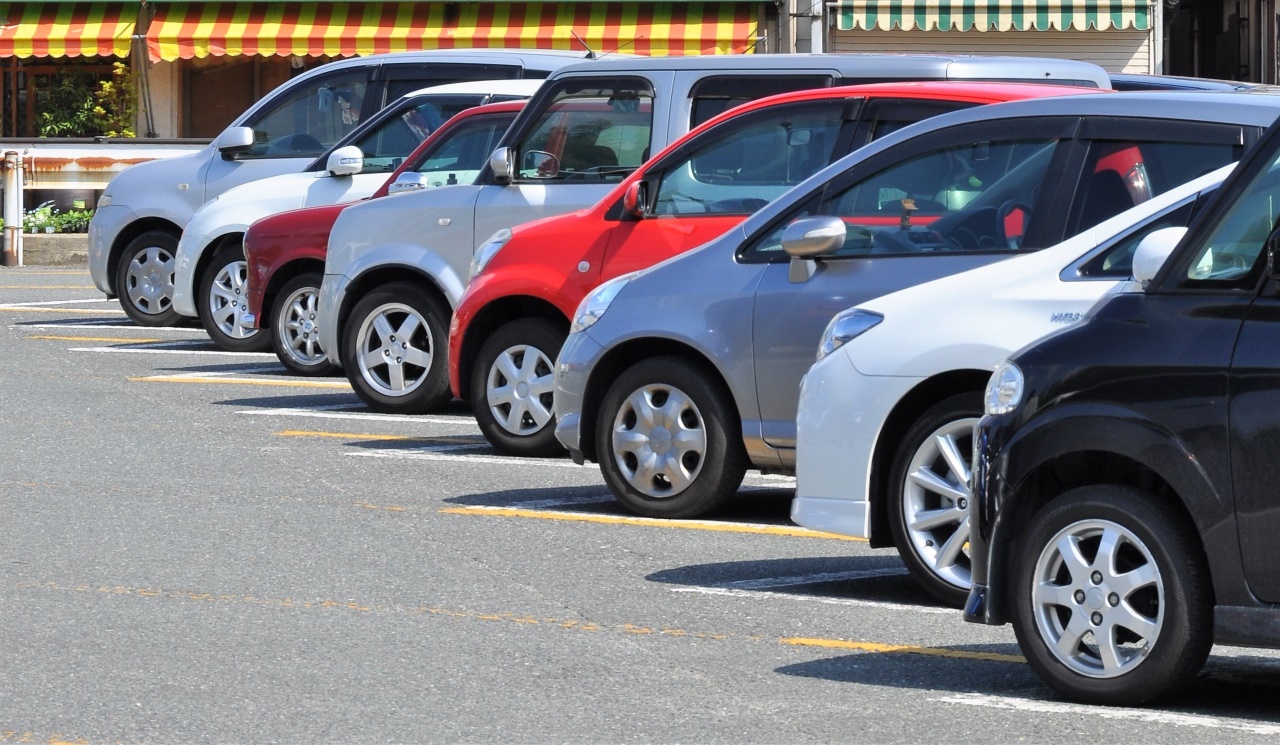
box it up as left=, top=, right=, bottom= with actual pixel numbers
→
left=835, top=1, right=1152, bottom=32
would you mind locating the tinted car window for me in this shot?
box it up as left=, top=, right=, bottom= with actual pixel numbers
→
left=653, top=102, right=846, bottom=216
left=1181, top=148, right=1280, bottom=286
left=245, top=70, right=370, bottom=159
left=354, top=95, right=488, bottom=173
left=413, top=114, right=517, bottom=187
left=689, top=75, right=833, bottom=128
left=1077, top=198, right=1198, bottom=278
left=514, top=79, right=654, bottom=183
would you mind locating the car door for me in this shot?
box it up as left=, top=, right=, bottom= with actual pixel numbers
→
left=747, top=117, right=1081, bottom=451
left=472, top=75, right=662, bottom=245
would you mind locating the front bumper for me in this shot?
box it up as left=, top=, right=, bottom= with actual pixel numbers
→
left=319, top=272, right=351, bottom=366
left=963, top=412, right=1015, bottom=626
left=87, top=204, right=138, bottom=295
left=553, top=329, right=607, bottom=463
left=791, top=349, right=923, bottom=541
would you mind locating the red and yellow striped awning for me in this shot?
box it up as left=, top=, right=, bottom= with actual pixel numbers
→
left=0, top=3, right=137, bottom=58
left=146, top=2, right=759, bottom=61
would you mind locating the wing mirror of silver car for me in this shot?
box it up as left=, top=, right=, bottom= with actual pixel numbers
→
left=489, top=146, right=515, bottom=184
left=326, top=145, right=364, bottom=177
left=1132, top=226, right=1188, bottom=288
left=622, top=180, right=649, bottom=219
left=783, top=216, right=857, bottom=284
left=387, top=172, right=431, bottom=195
left=215, top=126, right=255, bottom=159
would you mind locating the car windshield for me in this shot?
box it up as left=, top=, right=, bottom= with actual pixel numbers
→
left=1181, top=146, right=1280, bottom=284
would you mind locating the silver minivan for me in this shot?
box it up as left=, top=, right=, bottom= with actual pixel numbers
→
left=317, top=53, right=1111, bottom=415
left=552, top=90, right=1280, bottom=520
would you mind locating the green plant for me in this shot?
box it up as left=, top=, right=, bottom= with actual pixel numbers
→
left=24, top=201, right=57, bottom=231
left=35, top=62, right=136, bottom=138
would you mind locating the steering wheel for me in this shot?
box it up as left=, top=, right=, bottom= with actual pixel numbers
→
left=996, top=200, right=1033, bottom=249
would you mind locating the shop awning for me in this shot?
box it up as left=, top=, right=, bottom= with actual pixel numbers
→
left=146, top=2, right=760, bottom=61
left=0, top=2, right=137, bottom=58
left=835, top=1, right=1151, bottom=32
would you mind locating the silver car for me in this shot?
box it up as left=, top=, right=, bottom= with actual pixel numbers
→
left=553, top=90, right=1280, bottom=519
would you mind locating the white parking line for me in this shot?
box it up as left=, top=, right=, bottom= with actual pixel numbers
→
left=935, top=693, right=1280, bottom=735
left=75, top=346, right=277, bottom=358
left=237, top=407, right=479, bottom=427
left=0, top=298, right=113, bottom=307
left=724, top=567, right=908, bottom=590
left=349, top=449, right=593, bottom=469
left=21, top=322, right=207, bottom=333
left=669, top=585, right=954, bottom=614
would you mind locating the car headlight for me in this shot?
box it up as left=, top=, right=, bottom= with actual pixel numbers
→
left=571, top=273, right=637, bottom=334
left=985, top=360, right=1024, bottom=416
left=816, top=308, right=883, bottom=361
left=470, top=228, right=512, bottom=278
left=96, top=194, right=112, bottom=209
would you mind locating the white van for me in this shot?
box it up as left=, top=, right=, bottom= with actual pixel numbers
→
left=316, top=54, right=1112, bottom=414
left=88, top=49, right=584, bottom=326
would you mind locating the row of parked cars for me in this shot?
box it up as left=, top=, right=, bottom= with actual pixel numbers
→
left=88, top=48, right=1280, bottom=706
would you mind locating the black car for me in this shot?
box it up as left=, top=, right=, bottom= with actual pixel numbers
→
left=965, top=116, right=1280, bottom=706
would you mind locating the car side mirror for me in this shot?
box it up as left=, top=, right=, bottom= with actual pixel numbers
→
left=216, top=126, right=255, bottom=159
left=325, top=145, right=364, bottom=177
left=489, top=147, right=514, bottom=184
left=622, top=181, right=648, bottom=219
left=1132, top=226, right=1188, bottom=288
left=782, top=216, right=849, bottom=259
left=387, top=172, right=430, bottom=195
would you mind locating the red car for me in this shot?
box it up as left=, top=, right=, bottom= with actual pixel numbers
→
left=244, top=100, right=526, bottom=374
left=448, top=81, right=1101, bottom=456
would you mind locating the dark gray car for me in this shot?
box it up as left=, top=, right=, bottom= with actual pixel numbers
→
left=553, top=90, right=1280, bottom=519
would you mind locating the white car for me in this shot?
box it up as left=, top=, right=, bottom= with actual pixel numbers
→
left=790, top=164, right=1233, bottom=607
left=171, top=79, right=543, bottom=351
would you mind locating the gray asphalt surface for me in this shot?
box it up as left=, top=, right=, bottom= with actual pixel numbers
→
left=2, top=266, right=1279, bottom=743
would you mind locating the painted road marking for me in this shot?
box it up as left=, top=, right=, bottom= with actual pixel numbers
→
left=133, top=373, right=349, bottom=389
left=82, top=347, right=277, bottom=358
left=671, top=585, right=951, bottom=613
left=0, top=305, right=123, bottom=314
left=440, top=504, right=861, bottom=540
left=239, top=407, right=476, bottom=427
left=785, top=638, right=1023, bottom=663
left=351, top=449, right=590, bottom=468
left=22, top=322, right=206, bottom=333
left=935, top=693, right=1280, bottom=736
left=0, top=298, right=113, bottom=306
left=0, top=285, right=96, bottom=289
left=31, top=334, right=165, bottom=343
left=724, top=567, right=909, bottom=590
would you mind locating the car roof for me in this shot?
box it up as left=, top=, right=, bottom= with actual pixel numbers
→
left=1109, top=73, right=1278, bottom=92
left=549, top=53, right=1110, bottom=87
left=403, top=79, right=545, bottom=98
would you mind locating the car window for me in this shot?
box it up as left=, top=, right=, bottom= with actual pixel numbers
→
left=1180, top=148, right=1280, bottom=287
left=1076, top=198, right=1199, bottom=278
left=514, top=79, right=654, bottom=183
left=746, top=136, right=1061, bottom=258
left=1067, top=140, right=1243, bottom=235
left=652, top=102, right=847, bottom=217
left=688, top=75, right=833, bottom=128
left=244, top=70, right=370, bottom=159
left=354, top=95, right=487, bottom=173
left=411, top=114, right=517, bottom=187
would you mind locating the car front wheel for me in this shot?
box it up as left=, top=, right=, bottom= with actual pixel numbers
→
left=271, top=271, right=338, bottom=376
left=595, top=357, right=747, bottom=518
left=1010, top=485, right=1212, bottom=706
left=471, top=318, right=567, bottom=457
left=343, top=281, right=451, bottom=414
left=198, top=242, right=270, bottom=352
left=115, top=230, right=181, bottom=326
left=888, top=392, right=981, bottom=607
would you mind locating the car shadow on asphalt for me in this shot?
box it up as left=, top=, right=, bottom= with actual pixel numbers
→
left=213, top=392, right=474, bottom=415
left=645, top=555, right=933, bottom=607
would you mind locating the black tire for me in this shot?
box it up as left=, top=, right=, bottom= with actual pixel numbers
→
left=470, top=318, right=567, bottom=457
left=342, top=281, right=451, bottom=414
left=270, top=272, right=339, bottom=376
left=595, top=356, right=747, bottom=518
left=1010, top=485, right=1212, bottom=706
left=197, top=241, right=270, bottom=352
left=887, top=391, right=982, bottom=608
left=114, top=230, right=182, bottom=326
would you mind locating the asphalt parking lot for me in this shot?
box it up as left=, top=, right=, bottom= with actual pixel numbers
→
left=3, top=266, right=1280, bottom=743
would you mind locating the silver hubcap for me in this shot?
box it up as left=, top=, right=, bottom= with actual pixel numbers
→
left=610, top=384, right=707, bottom=498
left=355, top=302, right=433, bottom=397
left=208, top=259, right=258, bottom=340
left=1032, top=518, right=1164, bottom=679
left=486, top=344, right=555, bottom=436
left=125, top=245, right=175, bottom=315
left=902, top=417, right=977, bottom=590
left=276, top=285, right=326, bottom=367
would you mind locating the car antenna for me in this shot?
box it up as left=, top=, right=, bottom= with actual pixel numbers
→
left=571, top=30, right=637, bottom=60
left=572, top=31, right=597, bottom=59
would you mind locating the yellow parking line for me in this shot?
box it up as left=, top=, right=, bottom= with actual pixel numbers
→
left=439, top=505, right=866, bottom=541
left=30, top=334, right=163, bottom=343
left=275, top=430, right=481, bottom=445
left=130, top=375, right=350, bottom=389
left=782, top=637, right=1025, bottom=663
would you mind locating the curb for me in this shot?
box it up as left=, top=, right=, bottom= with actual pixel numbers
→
left=9, top=234, right=88, bottom=267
